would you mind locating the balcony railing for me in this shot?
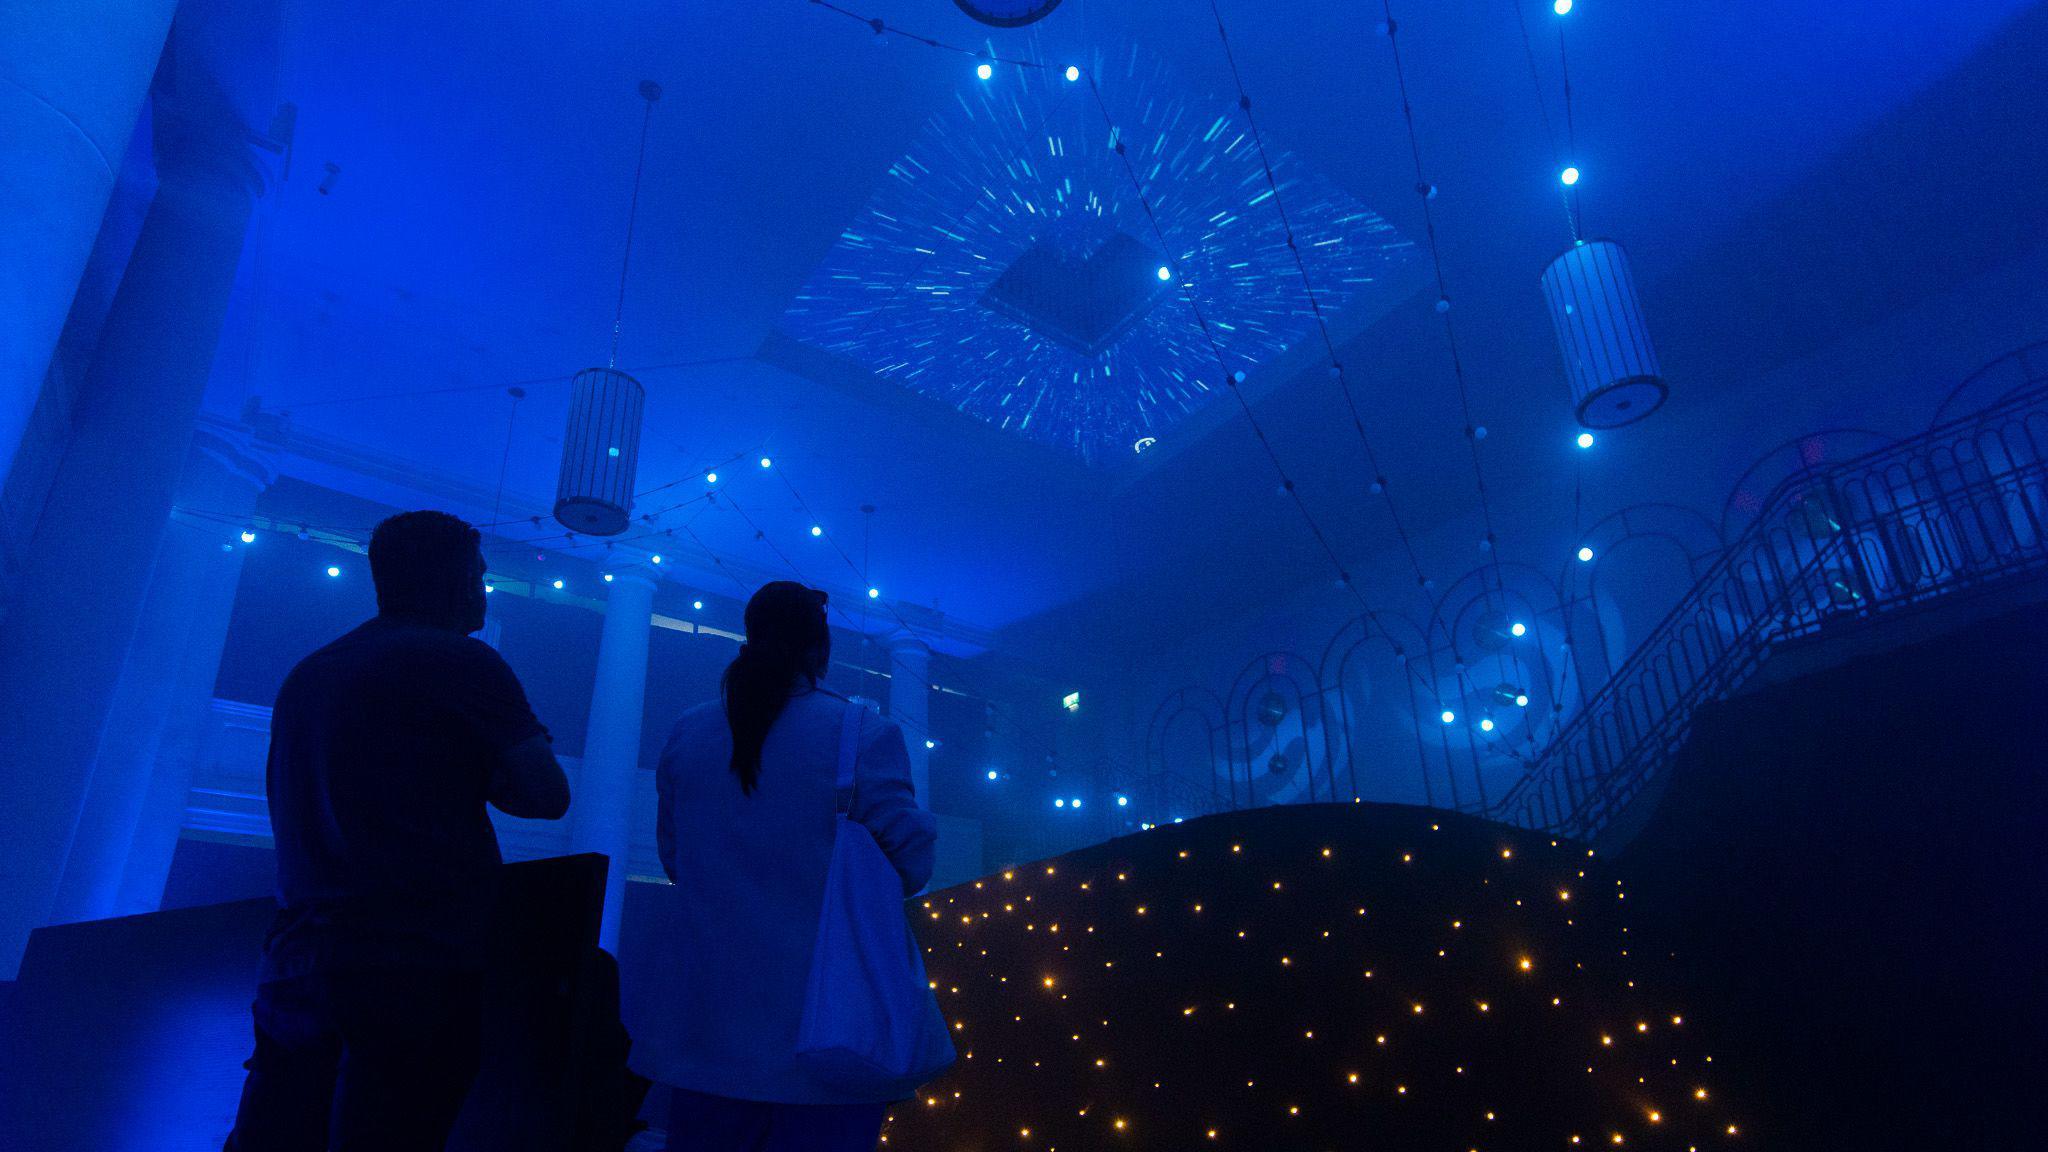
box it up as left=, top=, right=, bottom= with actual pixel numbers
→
left=1494, top=353, right=2048, bottom=838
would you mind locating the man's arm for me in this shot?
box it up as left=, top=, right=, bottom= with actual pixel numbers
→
left=489, top=734, right=570, bottom=820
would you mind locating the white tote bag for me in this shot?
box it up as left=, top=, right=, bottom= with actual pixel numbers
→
left=793, top=699, right=957, bottom=1098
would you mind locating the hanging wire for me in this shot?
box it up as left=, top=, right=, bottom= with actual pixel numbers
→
left=609, top=82, right=662, bottom=369
left=1556, top=17, right=1584, bottom=239
left=1204, top=0, right=1429, bottom=596
left=1080, top=71, right=1386, bottom=635
left=805, top=0, right=1047, bottom=68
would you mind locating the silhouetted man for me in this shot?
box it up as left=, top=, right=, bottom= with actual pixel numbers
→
left=226, top=510, right=569, bottom=1151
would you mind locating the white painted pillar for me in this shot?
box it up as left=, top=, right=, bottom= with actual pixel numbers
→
left=0, top=94, right=268, bottom=978
left=573, top=568, right=656, bottom=952
left=50, top=425, right=273, bottom=923
left=887, top=631, right=932, bottom=805
left=0, top=0, right=181, bottom=485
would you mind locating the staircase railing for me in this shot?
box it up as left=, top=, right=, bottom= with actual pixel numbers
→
left=1495, top=364, right=2048, bottom=839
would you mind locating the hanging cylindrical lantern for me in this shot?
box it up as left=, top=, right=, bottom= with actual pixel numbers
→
left=553, top=366, right=644, bottom=535
left=1541, top=238, right=1666, bottom=428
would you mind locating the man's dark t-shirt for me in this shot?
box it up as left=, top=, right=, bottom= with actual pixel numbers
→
left=261, top=617, right=547, bottom=982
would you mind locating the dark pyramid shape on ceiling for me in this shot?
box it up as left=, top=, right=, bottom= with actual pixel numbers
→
left=884, top=803, right=1752, bottom=1150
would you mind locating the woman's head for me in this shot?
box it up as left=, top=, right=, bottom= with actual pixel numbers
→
left=722, top=581, right=831, bottom=794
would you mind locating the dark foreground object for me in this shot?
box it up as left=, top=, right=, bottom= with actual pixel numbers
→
left=880, top=802, right=1752, bottom=1150
left=1625, top=600, right=2048, bottom=1150
left=0, top=852, right=641, bottom=1152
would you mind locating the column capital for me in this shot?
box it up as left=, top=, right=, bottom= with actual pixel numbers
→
left=885, top=629, right=932, bottom=658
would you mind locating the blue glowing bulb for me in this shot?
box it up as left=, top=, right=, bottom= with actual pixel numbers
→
left=1510, top=621, right=1528, bottom=637
left=1578, top=546, right=1595, bottom=563
left=240, top=529, right=256, bottom=543
left=1577, top=431, right=1596, bottom=449
left=1561, top=166, right=1580, bottom=186
left=759, top=457, right=772, bottom=469
left=1441, top=709, right=1456, bottom=724
left=988, top=769, right=1000, bottom=780
left=1071, top=797, right=1083, bottom=809
left=1116, top=795, right=1129, bottom=806
left=706, top=471, right=718, bottom=484
left=603, top=573, right=614, bottom=583
left=1554, top=0, right=1572, bottom=14
left=1516, top=693, right=1531, bottom=707
left=810, top=525, right=823, bottom=537
left=1480, top=717, right=1496, bottom=732
left=1172, top=817, right=1184, bottom=824
left=693, top=599, right=704, bottom=610
left=1065, top=65, right=1080, bottom=82
left=650, top=554, right=662, bottom=564
left=552, top=579, right=565, bottom=590
left=925, top=739, right=937, bottom=750
left=485, top=584, right=495, bottom=594
left=608, top=446, right=620, bottom=457
left=1156, top=265, right=1172, bottom=282
left=867, top=587, right=880, bottom=599
left=976, top=62, right=992, bottom=80
left=1054, top=797, right=1066, bottom=808
left=325, top=566, right=341, bottom=578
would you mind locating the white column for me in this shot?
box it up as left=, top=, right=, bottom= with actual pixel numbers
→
left=0, top=0, right=180, bottom=485
left=887, top=631, right=932, bottom=805
left=0, top=94, right=268, bottom=978
left=50, top=425, right=273, bottom=923
left=572, top=568, right=656, bottom=953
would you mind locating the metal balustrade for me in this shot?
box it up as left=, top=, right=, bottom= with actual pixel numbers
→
left=1494, top=363, right=2048, bottom=838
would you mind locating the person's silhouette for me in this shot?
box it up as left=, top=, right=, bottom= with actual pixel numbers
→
left=225, top=510, right=569, bottom=1151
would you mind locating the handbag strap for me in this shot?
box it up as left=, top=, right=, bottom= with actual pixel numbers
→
left=834, top=695, right=862, bottom=815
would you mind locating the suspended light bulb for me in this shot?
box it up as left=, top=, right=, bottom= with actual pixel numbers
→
left=552, top=579, right=566, bottom=590
left=1542, top=239, right=1666, bottom=426
left=1441, top=709, right=1457, bottom=724
left=810, top=525, right=823, bottom=536
left=1578, top=546, right=1595, bottom=562
left=650, top=554, right=662, bottom=564
left=603, top=573, right=615, bottom=583
left=1065, top=65, right=1081, bottom=81
left=1510, top=621, right=1528, bottom=637
left=976, top=62, right=993, bottom=80
left=693, top=599, right=704, bottom=610
left=988, top=769, right=1000, bottom=780
left=925, top=739, right=938, bottom=750
left=240, top=529, right=257, bottom=544
left=1560, top=166, right=1580, bottom=186
left=759, top=457, right=772, bottom=469
left=1577, top=431, right=1596, bottom=449
left=868, top=587, right=881, bottom=599
left=1554, top=0, right=1572, bottom=12
left=485, top=584, right=495, bottom=594
left=1070, top=797, right=1083, bottom=809
left=1480, top=717, right=1496, bottom=732
left=706, top=471, right=718, bottom=484
left=325, top=566, right=341, bottom=578
left=1516, top=693, right=1531, bottom=707
left=1116, top=795, right=1129, bottom=806
left=1156, top=265, right=1173, bottom=282
left=1054, top=797, right=1066, bottom=808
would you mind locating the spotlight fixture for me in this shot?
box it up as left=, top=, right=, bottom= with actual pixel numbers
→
left=484, top=584, right=495, bottom=594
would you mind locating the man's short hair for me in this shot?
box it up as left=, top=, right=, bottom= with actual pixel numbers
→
left=368, top=510, right=481, bottom=618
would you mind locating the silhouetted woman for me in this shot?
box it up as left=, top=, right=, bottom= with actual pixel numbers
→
left=630, top=581, right=936, bottom=1151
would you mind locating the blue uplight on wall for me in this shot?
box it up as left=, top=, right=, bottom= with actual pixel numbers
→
left=781, top=42, right=1414, bottom=461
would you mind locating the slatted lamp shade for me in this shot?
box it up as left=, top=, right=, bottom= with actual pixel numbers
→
left=1541, top=239, right=1667, bottom=428
left=552, top=366, right=644, bottom=536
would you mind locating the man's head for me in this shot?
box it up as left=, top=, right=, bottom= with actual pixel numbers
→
left=368, top=510, right=487, bottom=633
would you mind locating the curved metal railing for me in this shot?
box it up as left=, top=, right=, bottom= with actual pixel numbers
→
left=1494, top=373, right=2048, bottom=838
